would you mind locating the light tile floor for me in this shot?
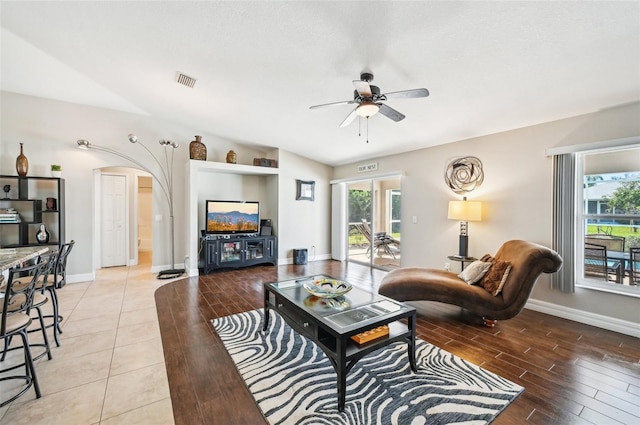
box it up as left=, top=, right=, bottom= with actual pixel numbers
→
left=0, top=252, right=176, bottom=425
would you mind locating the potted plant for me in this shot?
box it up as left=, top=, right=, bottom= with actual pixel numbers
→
left=51, top=164, right=62, bottom=178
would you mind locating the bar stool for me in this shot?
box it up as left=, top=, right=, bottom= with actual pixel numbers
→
left=27, top=251, right=58, bottom=361
left=16, top=241, right=76, bottom=347
left=1, top=261, right=48, bottom=407
left=44, top=240, right=75, bottom=346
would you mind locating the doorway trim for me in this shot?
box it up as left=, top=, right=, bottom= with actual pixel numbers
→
left=331, top=171, right=403, bottom=270
left=329, top=170, right=404, bottom=185
left=92, top=167, right=153, bottom=271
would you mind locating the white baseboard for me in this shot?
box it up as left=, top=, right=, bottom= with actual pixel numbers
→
left=525, top=299, right=639, bottom=338
left=279, top=253, right=332, bottom=265
left=67, top=272, right=95, bottom=284
left=186, top=262, right=198, bottom=277
left=312, top=253, right=332, bottom=262
left=150, top=264, right=166, bottom=274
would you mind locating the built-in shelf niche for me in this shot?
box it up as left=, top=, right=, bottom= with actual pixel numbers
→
left=185, top=160, right=279, bottom=276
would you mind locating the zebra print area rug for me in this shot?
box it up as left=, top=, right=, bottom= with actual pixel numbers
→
left=212, top=309, right=523, bottom=425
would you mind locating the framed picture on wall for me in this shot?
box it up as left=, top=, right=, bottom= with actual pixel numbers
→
left=296, top=179, right=315, bottom=201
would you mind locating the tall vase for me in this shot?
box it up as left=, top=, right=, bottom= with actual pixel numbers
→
left=36, top=224, right=50, bottom=244
left=189, top=135, right=207, bottom=160
left=16, top=142, right=28, bottom=176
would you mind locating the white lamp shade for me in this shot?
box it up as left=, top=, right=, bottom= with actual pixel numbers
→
left=356, top=101, right=379, bottom=117
left=448, top=200, right=482, bottom=221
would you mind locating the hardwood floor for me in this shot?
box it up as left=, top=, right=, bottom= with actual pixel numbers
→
left=155, top=261, right=640, bottom=425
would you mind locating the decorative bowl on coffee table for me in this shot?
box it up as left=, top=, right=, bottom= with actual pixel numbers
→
left=303, top=277, right=352, bottom=298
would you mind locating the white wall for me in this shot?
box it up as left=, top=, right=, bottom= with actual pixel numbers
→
left=0, top=91, right=281, bottom=277
left=333, top=102, right=640, bottom=324
left=277, top=150, right=333, bottom=262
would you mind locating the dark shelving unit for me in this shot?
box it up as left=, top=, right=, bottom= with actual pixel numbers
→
left=0, top=175, right=65, bottom=248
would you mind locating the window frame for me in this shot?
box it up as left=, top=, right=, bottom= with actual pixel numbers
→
left=388, top=189, right=401, bottom=236
left=575, top=149, right=640, bottom=298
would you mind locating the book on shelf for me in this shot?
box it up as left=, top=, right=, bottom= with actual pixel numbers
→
left=0, top=210, right=21, bottom=222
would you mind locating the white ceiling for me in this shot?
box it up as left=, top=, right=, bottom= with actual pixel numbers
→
left=1, top=1, right=639, bottom=166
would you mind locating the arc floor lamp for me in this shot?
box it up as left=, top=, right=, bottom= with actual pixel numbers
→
left=77, top=135, right=184, bottom=279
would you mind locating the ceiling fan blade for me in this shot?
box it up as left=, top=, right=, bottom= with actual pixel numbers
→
left=309, top=100, right=355, bottom=109
left=383, top=88, right=430, bottom=99
left=378, top=103, right=406, bottom=122
left=339, top=107, right=358, bottom=127
left=353, top=80, right=372, bottom=97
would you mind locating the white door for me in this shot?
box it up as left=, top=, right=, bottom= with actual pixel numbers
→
left=101, top=174, right=127, bottom=267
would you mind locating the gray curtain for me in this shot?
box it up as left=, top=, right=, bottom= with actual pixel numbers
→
left=551, top=153, right=576, bottom=292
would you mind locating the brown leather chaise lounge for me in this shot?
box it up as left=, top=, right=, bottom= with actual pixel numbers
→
left=378, top=240, right=563, bottom=327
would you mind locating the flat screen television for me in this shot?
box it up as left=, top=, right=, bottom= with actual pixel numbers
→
left=205, top=200, right=260, bottom=234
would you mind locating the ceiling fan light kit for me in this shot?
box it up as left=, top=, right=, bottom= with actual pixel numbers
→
left=356, top=101, right=379, bottom=118
left=309, top=72, right=429, bottom=135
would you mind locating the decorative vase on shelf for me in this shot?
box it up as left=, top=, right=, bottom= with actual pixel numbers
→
left=36, top=224, right=50, bottom=244
left=16, top=142, right=29, bottom=176
left=226, top=150, right=237, bottom=164
left=46, top=197, right=57, bottom=211
left=189, top=135, right=207, bottom=160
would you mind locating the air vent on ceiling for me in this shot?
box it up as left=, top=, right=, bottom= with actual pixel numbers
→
left=176, top=72, right=197, bottom=88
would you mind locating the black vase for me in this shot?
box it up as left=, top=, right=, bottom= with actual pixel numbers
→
left=36, top=224, right=50, bottom=244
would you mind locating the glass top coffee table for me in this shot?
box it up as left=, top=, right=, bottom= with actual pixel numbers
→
left=263, top=274, right=417, bottom=412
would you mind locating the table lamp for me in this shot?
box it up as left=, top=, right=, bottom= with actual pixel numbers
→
left=448, top=197, right=482, bottom=258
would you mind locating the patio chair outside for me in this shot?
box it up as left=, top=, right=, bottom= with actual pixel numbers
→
left=353, top=219, right=400, bottom=259
left=584, top=242, right=622, bottom=283
left=585, top=234, right=625, bottom=252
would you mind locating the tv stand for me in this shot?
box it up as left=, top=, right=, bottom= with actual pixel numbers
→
left=199, top=234, right=277, bottom=274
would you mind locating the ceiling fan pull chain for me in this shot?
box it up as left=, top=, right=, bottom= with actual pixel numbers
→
left=358, top=116, right=362, bottom=137
left=366, top=117, right=369, bottom=143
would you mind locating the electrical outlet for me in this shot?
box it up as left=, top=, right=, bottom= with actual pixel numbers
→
left=444, top=262, right=451, bottom=271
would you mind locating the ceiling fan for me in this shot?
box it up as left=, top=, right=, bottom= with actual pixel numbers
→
left=309, top=72, right=429, bottom=127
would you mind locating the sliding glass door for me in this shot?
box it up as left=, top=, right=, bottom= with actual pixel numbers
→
left=347, top=177, right=401, bottom=270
